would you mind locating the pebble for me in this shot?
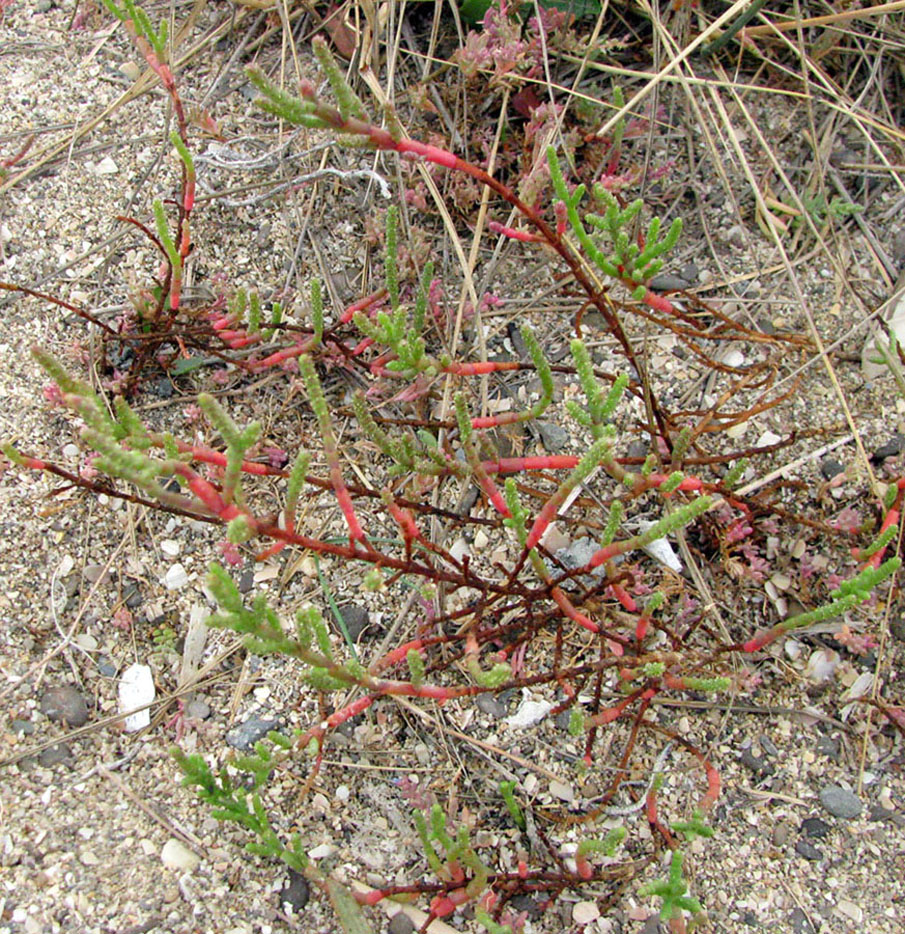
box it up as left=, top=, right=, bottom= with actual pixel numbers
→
left=40, top=685, right=89, bottom=726
left=549, top=780, right=574, bottom=803
left=160, top=539, right=181, bottom=557
left=308, top=843, right=336, bottom=860
left=820, top=458, right=844, bottom=480
left=572, top=901, right=600, bottom=925
left=794, top=839, right=823, bottom=861
left=740, top=749, right=773, bottom=776
left=872, top=434, right=903, bottom=461
left=835, top=899, right=863, bottom=924
left=536, top=421, right=570, bottom=452
left=388, top=912, right=415, bottom=934
left=280, top=869, right=310, bottom=912
left=800, top=817, right=830, bottom=839
left=476, top=693, right=508, bottom=719
left=38, top=742, right=73, bottom=768
left=649, top=273, right=689, bottom=292
left=123, top=584, right=143, bottom=608
left=185, top=698, right=211, bottom=720
left=238, top=569, right=254, bottom=594
left=161, top=838, right=200, bottom=872
left=11, top=719, right=35, bottom=735
left=336, top=604, right=372, bottom=642
left=95, top=155, right=119, bottom=175
left=819, top=785, right=862, bottom=820
left=226, top=715, right=281, bottom=751
left=164, top=563, right=189, bottom=590
left=815, top=735, right=840, bottom=761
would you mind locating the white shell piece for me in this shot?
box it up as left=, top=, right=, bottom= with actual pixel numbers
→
left=119, top=662, right=155, bottom=732
left=505, top=690, right=552, bottom=729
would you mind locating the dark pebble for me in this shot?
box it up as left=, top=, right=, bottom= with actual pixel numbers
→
left=820, top=458, right=844, bottom=480
left=742, top=910, right=760, bottom=927
left=123, top=584, right=143, bottom=609
left=868, top=805, right=905, bottom=827
left=872, top=434, right=903, bottom=462
left=238, top=569, right=254, bottom=594
left=679, top=262, right=699, bottom=284
left=759, top=735, right=779, bottom=758
left=476, top=693, right=508, bottom=719
left=388, top=912, right=415, bottom=934
left=226, top=715, right=281, bottom=751
left=38, top=743, right=73, bottom=768
left=508, top=895, right=543, bottom=920
left=815, top=735, right=840, bottom=761
left=649, top=273, right=689, bottom=292
left=154, top=378, right=174, bottom=399
left=536, top=421, right=570, bottom=452
left=889, top=617, right=905, bottom=643
left=11, top=719, right=35, bottom=736
left=819, top=785, right=862, bottom=820
left=279, top=868, right=309, bottom=912
left=794, top=839, right=823, bottom=861
left=740, top=749, right=773, bottom=776
left=337, top=604, right=372, bottom=642
left=97, top=657, right=117, bottom=677
left=40, top=685, right=89, bottom=727
left=800, top=817, right=830, bottom=839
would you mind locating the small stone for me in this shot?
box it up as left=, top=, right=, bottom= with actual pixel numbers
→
left=164, top=563, right=189, bottom=590
left=771, top=821, right=792, bottom=847
left=308, top=843, right=336, bottom=860
left=819, top=785, right=862, bottom=820
left=280, top=869, right=309, bottom=912
left=75, top=633, right=98, bottom=652
left=572, top=901, right=600, bottom=925
left=800, top=817, right=830, bottom=839
left=97, top=657, right=117, bottom=677
left=680, top=262, right=699, bottom=283
left=11, top=719, right=35, bottom=735
left=119, top=61, right=141, bottom=81
left=536, top=421, right=570, bottom=452
left=226, top=716, right=281, bottom=751
left=80, top=849, right=99, bottom=866
left=185, top=698, right=211, bottom=720
left=388, top=912, right=415, bottom=934
left=835, top=900, right=863, bottom=924
left=740, top=749, right=773, bottom=776
left=815, top=735, right=840, bottom=761
left=95, top=156, right=118, bottom=175
left=336, top=604, right=372, bottom=642
left=872, top=434, right=903, bottom=461
left=123, top=584, right=143, bottom=608
left=473, top=528, right=490, bottom=551
left=82, top=564, right=108, bottom=584
left=40, top=685, right=89, bottom=726
left=476, top=694, right=508, bottom=719
left=794, top=839, right=823, bottom=861
left=238, top=568, right=254, bottom=594
left=160, top=539, right=181, bottom=557
left=820, top=458, right=844, bottom=480
left=649, top=273, right=689, bottom=292
left=549, top=780, right=574, bottom=803
left=161, top=838, right=200, bottom=872
left=38, top=743, right=73, bottom=768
